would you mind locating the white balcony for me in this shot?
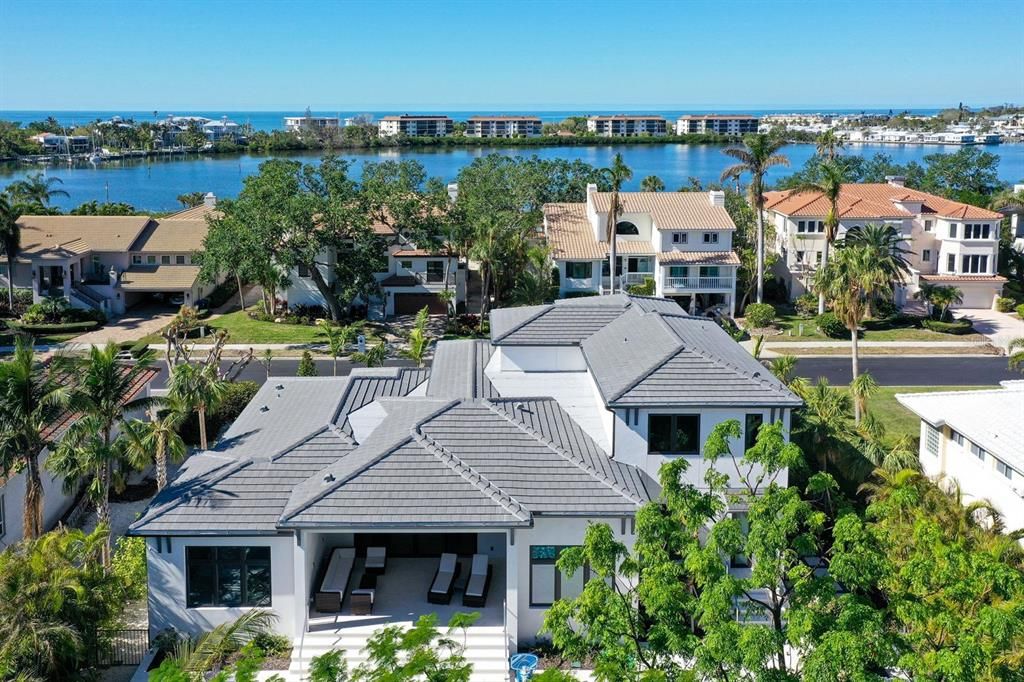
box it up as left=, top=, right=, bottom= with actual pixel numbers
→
left=600, top=272, right=655, bottom=290
left=663, top=276, right=734, bottom=290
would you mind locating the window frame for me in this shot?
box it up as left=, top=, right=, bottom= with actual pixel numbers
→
left=744, top=413, right=764, bottom=451
left=946, top=253, right=956, bottom=273
left=185, top=546, right=272, bottom=609
left=924, top=219, right=933, bottom=232
left=922, top=249, right=931, bottom=262
left=529, top=545, right=590, bottom=607
left=970, top=442, right=986, bottom=461
left=146, top=255, right=157, bottom=265
left=995, top=459, right=1013, bottom=480
left=615, top=221, right=639, bottom=236
left=565, top=261, right=591, bottom=280
left=425, top=260, right=445, bottom=283
left=703, top=232, right=719, bottom=244
left=647, top=414, right=701, bottom=455
left=132, top=255, right=142, bottom=265
left=161, top=255, right=171, bottom=265
left=297, top=264, right=311, bottom=278
left=176, top=255, right=186, bottom=265
left=671, top=232, right=687, bottom=244
left=949, top=223, right=957, bottom=238
left=925, top=425, right=940, bottom=456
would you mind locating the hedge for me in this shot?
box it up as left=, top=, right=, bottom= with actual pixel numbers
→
left=744, top=303, right=776, bottom=328
left=995, top=297, right=1016, bottom=313
left=860, top=314, right=923, bottom=331
left=815, top=312, right=847, bottom=338
left=7, top=320, right=100, bottom=334
left=922, top=318, right=975, bottom=335
left=1018, top=303, right=1024, bottom=318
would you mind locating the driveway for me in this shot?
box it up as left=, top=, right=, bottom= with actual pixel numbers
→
left=66, top=304, right=176, bottom=347
left=959, top=308, right=1024, bottom=352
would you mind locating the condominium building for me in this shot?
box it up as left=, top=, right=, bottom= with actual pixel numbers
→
left=586, top=115, right=668, bottom=137
left=283, top=116, right=341, bottom=132
left=465, top=116, right=543, bottom=138
left=544, top=186, right=740, bottom=316
left=763, top=178, right=1006, bottom=308
left=898, top=382, right=1024, bottom=532
left=378, top=115, right=454, bottom=137
left=676, top=114, right=760, bottom=135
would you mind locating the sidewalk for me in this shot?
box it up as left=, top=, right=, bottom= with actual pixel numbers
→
left=742, top=338, right=999, bottom=359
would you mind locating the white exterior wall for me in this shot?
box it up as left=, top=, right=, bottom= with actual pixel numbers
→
left=493, top=346, right=588, bottom=372
left=0, top=449, right=78, bottom=550
left=284, top=249, right=336, bottom=308
left=145, top=534, right=299, bottom=640
left=556, top=260, right=602, bottom=295
left=612, top=406, right=791, bottom=487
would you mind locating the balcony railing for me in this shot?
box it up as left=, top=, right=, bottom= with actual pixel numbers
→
left=664, top=276, right=734, bottom=290
left=600, top=272, right=654, bottom=289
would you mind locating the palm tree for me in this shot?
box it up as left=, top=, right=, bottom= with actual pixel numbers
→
left=912, top=281, right=939, bottom=317
left=168, top=362, right=228, bottom=451
left=0, top=194, right=21, bottom=308
left=602, top=154, right=633, bottom=295
left=0, top=337, right=69, bottom=540
left=399, top=306, right=431, bottom=368
left=720, top=133, right=790, bottom=303
left=767, top=354, right=797, bottom=385
left=6, top=172, right=69, bottom=208
left=640, top=175, right=665, bottom=192
left=509, top=245, right=552, bottom=306
left=815, top=129, right=845, bottom=161
left=929, top=285, right=963, bottom=322
left=47, top=343, right=155, bottom=564
left=814, top=246, right=890, bottom=424
left=320, top=321, right=346, bottom=376
left=120, top=400, right=188, bottom=491
left=354, top=338, right=388, bottom=368
left=858, top=415, right=920, bottom=474
left=842, top=223, right=914, bottom=314
left=792, top=158, right=847, bottom=314
left=170, top=610, right=277, bottom=675
left=1009, top=337, right=1024, bottom=373
left=793, top=378, right=855, bottom=476
left=849, top=370, right=878, bottom=426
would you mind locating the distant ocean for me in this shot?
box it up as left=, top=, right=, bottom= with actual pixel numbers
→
left=0, top=108, right=945, bottom=132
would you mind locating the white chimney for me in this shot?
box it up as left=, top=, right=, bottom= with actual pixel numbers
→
left=886, top=175, right=906, bottom=187
left=709, top=190, right=726, bottom=207
left=586, top=183, right=601, bottom=241
left=203, top=192, right=217, bottom=207
left=446, top=182, right=459, bottom=203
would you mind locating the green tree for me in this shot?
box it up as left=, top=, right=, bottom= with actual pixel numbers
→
left=720, top=133, right=790, bottom=304
left=297, top=350, right=318, bottom=376
left=120, top=399, right=188, bottom=491
left=602, top=154, right=633, bottom=295
left=815, top=129, right=845, bottom=161
left=1009, top=337, right=1024, bottom=373
left=399, top=306, right=431, bottom=368
left=68, top=200, right=139, bottom=216
left=353, top=339, right=388, bottom=368
left=0, top=194, right=22, bottom=308
left=177, top=192, right=206, bottom=208
left=920, top=146, right=1001, bottom=202
left=639, top=174, right=665, bottom=192
left=0, top=336, right=69, bottom=539
left=168, top=362, right=228, bottom=451
left=5, top=172, right=69, bottom=208
left=320, top=322, right=349, bottom=376
left=840, top=223, right=913, bottom=315
left=351, top=612, right=478, bottom=682
left=509, top=244, right=553, bottom=306
left=793, top=158, right=848, bottom=314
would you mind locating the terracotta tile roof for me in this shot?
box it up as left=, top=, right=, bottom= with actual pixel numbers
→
left=40, top=364, right=159, bottom=443
left=591, top=192, right=736, bottom=230
left=392, top=249, right=446, bottom=257
left=920, top=274, right=1007, bottom=283
left=130, top=219, right=209, bottom=252
left=16, top=216, right=152, bottom=258
left=119, top=265, right=201, bottom=290
left=764, top=184, right=1003, bottom=221
left=659, top=250, right=741, bottom=265
left=165, top=204, right=222, bottom=220
left=544, top=203, right=656, bottom=260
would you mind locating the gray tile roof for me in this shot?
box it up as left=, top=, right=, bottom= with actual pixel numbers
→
left=335, top=367, right=430, bottom=435
left=426, top=339, right=497, bottom=399
left=582, top=310, right=801, bottom=407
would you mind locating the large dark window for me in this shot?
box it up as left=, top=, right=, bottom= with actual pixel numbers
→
left=186, top=546, right=271, bottom=608
left=615, top=221, right=639, bottom=235
left=426, top=260, right=445, bottom=283
left=744, top=413, right=764, bottom=451
left=529, top=545, right=589, bottom=607
left=648, top=414, right=700, bottom=454
left=565, top=261, right=592, bottom=279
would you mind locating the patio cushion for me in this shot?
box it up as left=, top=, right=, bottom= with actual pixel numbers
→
left=465, top=554, right=489, bottom=597
left=366, top=546, right=386, bottom=569
left=321, top=547, right=356, bottom=596
left=430, top=553, right=458, bottom=594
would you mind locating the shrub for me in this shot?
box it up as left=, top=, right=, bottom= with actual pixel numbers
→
left=252, top=632, right=292, bottom=657
left=995, top=297, right=1015, bottom=313
left=201, top=279, right=239, bottom=310
left=111, top=535, right=148, bottom=601
left=297, top=351, right=318, bottom=376
left=861, top=313, right=922, bottom=331
left=626, top=276, right=656, bottom=296
left=815, top=312, right=847, bottom=338
left=7, top=319, right=101, bottom=334
left=1017, top=303, right=1024, bottom=318
left=922, top=318, right=975, bottom=335
left=179, top=380, right=260, bottom=446
left=0, top=288, right=34, bottom=318
left=794, top=293, right=818, bottom=317
left=744, top=303, right=776, bottom=328
left=872, top=297, right=900, bottom=319
left=309, top=650, right=348, bottom=682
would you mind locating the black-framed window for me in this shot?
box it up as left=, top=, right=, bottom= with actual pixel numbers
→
left=728, top=512, right=751, bottom=568
left=615, top=221, right=639, bottom=235
left=946, top=254, right=956, bottom=273
left=565, top=261, right=591, bottom=279
left=529, top=545, right=589, bottom=607
left=297, top=264, right=310, bottom=278
left=648, top=414, right=700, bottom=454
left=744, top=413, right=764, bottom=451
left=996, top=459, right=1014, bottom=480
left=949, top=223, right=957, bottom=238
left=426, top=260, right=445, bottom=283
left=703, top=232, right=719, bottom=244
left=186, top=546, right=272, bottom=608
left=922, top=249, right=931, bottom=262
left=176, top=255, right=186, bottom=265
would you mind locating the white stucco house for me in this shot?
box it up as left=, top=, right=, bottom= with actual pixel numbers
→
left=544, top=186, right=740, bottom=317
left=897, top=382, right=1024, bottom=534
left=129, top=294, right=800, bottom=679
left=763, top=179, right=1007, bottom=308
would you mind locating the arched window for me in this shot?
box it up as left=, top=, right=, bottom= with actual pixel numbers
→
left=615, top=221, right=639, bottom=235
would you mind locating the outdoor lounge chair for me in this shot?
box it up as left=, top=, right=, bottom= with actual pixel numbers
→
left=428, top=552, right=461, bottom=604
left=365, top=546, right=387, bottom=575
left=314, top=547, right=355, bottom=613
left=462, top=553, right=492, bottom=607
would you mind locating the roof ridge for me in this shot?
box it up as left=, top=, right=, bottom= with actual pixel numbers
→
left=482, top=400, right=645, bottom=506
left=267, top=424, right=335, bottom=462
left=129, top=457, right=246, bottom=531
left=607, top=312, right=687, bottom=402
left=671, top=334, right=791, bottom=397
left=491, top=305, right=552, bottom=343
left=415, top=432, right=532, bottom=523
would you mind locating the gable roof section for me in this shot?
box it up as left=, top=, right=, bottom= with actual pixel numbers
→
left=591, top=191, right=736, bottom=230
left=334, top=367, right=430, bottom=435
left=17, top=215, right=152, bottom=259
left=542, top=201, right=660, bottom=261
left=764, top=184, right=1002, bottom=221
left=426, top=339, right=498, bottom=399
left=130, top=219, right=209, bottom=252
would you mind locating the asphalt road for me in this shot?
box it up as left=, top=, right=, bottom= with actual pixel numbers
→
left=149, top=355, right=1017, bottom=389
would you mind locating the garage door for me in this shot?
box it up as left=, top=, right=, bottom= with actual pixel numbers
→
left=394, top=293, right=446, bottom=315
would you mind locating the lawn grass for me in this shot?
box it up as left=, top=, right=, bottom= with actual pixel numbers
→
left=206, top=310, right=332, bottom=344
left=768, top=309, right=988, bottom=343
left=773, top=345, right=999, bottom=356
left=856, top=385, right=996, bottom=442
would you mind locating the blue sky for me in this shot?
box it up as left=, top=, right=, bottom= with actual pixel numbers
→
left=1, top=0, right=1021, bottom=111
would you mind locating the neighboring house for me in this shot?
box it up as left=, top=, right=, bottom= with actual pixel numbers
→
left=676, top=114, right=760, bottom=135
left=764, top=179, right=1006, bottom=308
left=0, top=362, right=158, bottom=550
left=464, top=116, right=543, bottom=138
left=283, top=116, right=341, bottom=132
left=128, top=294, right=800, bottom=676
left=897, top=381, right=1024, bottom=532
left=544, top=185, right=740, bottom=316
left=586, top=115, right=668, bottom=137
left=3, top=195, right=221, bottom=316
left=202, top=117, right=243, bottom=142
left=378, top=115, right=454, bottom=137
left=284, top=208, right=466, bottom=318
left=29, top=133, right=92, bottom=153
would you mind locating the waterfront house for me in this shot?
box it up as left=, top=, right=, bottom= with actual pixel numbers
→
left=464, top=116, right=543, bottom=138
left=764, top=178, right=1006, bottom=309
left=29, top=133, right=92, bottom=154
left=202, top=117, right=243, bottom=143
left=2, top=195, right=221, bottom=316
left=897, top=381, right=1024, bottom=533
left=128, top=293, right=800, bottom=678
left=586, top=115, right=668, bottom=137
left=378, top=115, right=454, bottom=137
left=544, top=185, right=740, bottom=316
left=283, top=116, right=341, bottom=133
left=676, top=114, right=760, bottom=136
